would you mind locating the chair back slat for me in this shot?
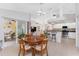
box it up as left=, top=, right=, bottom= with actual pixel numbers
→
left=19, top=39, right=25, bottom=49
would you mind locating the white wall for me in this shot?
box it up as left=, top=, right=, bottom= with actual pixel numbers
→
left=0, top=17, right=4, bottom=40
left=53, top=23, right=76, bottom=29
left=31, top=18, right=48, bottom=32
left=76, top=17, right=79, bottom=47
left=75, top=3, right=79, bottom=48
left=0, top=17, right=4, bottom=48
left=31, top=20, right=44, bottom=34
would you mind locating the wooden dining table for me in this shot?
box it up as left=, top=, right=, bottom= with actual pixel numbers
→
left=24, top=36, right=43, bottom=56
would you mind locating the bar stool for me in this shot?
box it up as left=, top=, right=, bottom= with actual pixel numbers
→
left=52, top=34, right=56, bottom=42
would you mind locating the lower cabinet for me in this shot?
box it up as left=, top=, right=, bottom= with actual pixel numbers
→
left=68, top=32, right=76, bottom=39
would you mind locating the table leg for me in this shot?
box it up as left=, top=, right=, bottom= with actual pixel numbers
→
left=32, top=47, right=35, bottom=56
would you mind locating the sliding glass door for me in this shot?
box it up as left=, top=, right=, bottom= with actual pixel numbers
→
left=16, top=20, right=26, bottom=42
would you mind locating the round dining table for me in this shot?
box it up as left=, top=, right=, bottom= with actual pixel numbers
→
left=24, top=36, right=43, bottom=56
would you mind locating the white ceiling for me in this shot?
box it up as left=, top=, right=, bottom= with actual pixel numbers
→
left=0, top=3, right=76, bottom=24
left=0, top=3, right=76, bottom=14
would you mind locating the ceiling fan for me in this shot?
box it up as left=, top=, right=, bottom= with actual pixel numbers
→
left=36, top=10, right=46, bottom=16
left=36, top=3, right=47, bottom=16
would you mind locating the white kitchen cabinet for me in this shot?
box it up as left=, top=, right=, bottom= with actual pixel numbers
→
left=56, top=32, right=62, bottom=43
left=68, top=32, right=76, bottom=39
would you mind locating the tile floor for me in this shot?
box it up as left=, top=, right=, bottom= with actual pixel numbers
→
left=0, top=38, right=79, bottom=56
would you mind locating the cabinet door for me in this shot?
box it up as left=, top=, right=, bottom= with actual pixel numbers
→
left=68, top=32, right=76, bottom=39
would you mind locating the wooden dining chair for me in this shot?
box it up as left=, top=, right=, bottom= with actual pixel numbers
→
left=18, top=38, right=31, bottom=56
left=40, top=34, right=46, bottom=39
left=34, top=38, right=48, bottom=56
left=25, top=33, right=32, bottom=39
left=18, top=39, right=25, bottom=56
left=26, top=36, right=36, bottom=56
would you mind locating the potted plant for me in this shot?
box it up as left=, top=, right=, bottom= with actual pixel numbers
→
left=44, top=31, right=48, bottom=38
left=18, top=33, right=25, bottom=39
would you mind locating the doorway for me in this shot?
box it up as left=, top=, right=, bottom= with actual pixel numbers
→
left=3, top=18, right=16, bottom=47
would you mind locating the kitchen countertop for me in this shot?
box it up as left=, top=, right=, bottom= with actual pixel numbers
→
left=47, top=28, right=76, bottom=32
